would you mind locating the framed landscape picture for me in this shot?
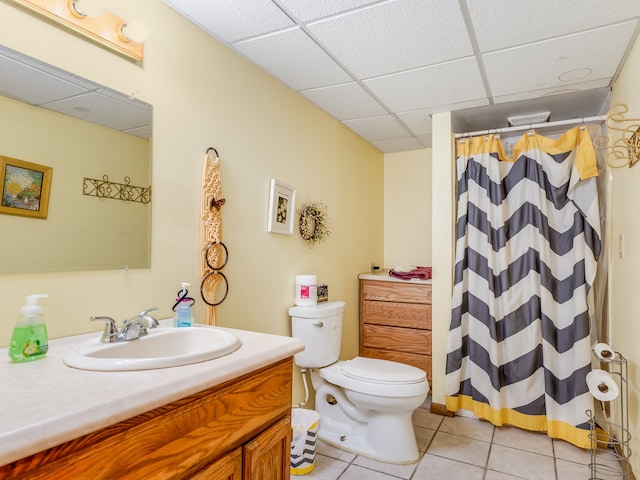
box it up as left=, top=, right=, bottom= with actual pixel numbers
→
left=0, top=156, right=52, bottom=219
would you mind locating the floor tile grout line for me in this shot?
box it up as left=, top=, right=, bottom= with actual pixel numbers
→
left=481, top=426, right=496, bottom=480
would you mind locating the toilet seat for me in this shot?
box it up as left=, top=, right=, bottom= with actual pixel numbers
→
left=342, top=357, right=426, bottom=384
left=320, top=356, right=429, bottom=397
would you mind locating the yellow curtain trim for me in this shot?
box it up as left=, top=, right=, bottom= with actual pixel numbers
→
left=457, top=135, right=512, bottom=162
left=513, top=126, right=598, bottom=180
left=446, top=395, right=591, bottom=449
left=457, top=127, right=598, bottom=180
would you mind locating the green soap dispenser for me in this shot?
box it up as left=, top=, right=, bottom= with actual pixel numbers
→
left=9, top=294, right=49, bottom=363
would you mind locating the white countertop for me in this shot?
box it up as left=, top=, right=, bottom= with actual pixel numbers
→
left=359, top=270, right=432, bottom=284
left=0, top=322, right=304, bottom=467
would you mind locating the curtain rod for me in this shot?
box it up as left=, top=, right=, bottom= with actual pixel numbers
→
left=454, top=114, right=607, bottom=139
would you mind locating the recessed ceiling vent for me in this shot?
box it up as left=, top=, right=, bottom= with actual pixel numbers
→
left=507, top=111, right=551, bottom=127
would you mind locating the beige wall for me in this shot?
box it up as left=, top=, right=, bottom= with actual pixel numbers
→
left=383, top=149, right=432, bottom=268
left=0, top=95, right=150, bottom=274
left=0, top=1, right=383, bottom=404
left=609, top=33, right=640, bottom=474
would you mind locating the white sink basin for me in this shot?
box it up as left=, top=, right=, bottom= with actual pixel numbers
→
left=63, top=326, right=242, bottom=371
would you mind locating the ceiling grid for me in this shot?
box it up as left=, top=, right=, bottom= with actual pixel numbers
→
left=162, top=0, right=640, bottom=152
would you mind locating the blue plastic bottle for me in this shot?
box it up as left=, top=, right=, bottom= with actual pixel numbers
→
left=175, top=298, right=194, bottom=327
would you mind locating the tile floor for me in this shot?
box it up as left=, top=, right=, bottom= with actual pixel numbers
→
left=301, top=399, right=626, bottom=480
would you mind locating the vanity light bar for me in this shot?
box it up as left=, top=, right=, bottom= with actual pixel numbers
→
left=8, top=0, right=143, bottom=62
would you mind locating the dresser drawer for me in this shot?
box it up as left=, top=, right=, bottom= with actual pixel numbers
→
left=362, top=300, right=431, bottom=329
left=361, top=348, right=432, bottom=382
left=361, top=280, right=431, bottom=304
left=362, top=324, right=431, bottom=354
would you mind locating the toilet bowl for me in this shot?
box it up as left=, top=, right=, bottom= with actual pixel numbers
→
left=290, top=301, right=429, bottom=464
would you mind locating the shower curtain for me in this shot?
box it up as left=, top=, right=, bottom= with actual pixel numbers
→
left=445, top=125, right=601, bottom=448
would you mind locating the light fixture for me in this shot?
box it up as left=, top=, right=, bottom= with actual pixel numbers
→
left=507, top=112, right=551, bottom=127
left=8, top=0, right=144, bottom=62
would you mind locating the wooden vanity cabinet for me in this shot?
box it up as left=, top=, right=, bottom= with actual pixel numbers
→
left=360, top=279, right=432, bottom=384
left=0, top=359, right=293, bottom=480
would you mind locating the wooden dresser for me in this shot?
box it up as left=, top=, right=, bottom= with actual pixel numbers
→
left=359, top=275, right=432, bottom=385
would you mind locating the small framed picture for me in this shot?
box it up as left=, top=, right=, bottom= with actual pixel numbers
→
left=0, top=156, right=52, bottom=219
left=267, top=178, right=296, bottom=235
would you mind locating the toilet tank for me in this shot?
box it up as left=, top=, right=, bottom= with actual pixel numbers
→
left=289, top=300, right=345, bottom=368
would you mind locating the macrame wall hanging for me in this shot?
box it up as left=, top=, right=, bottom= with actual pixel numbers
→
left=200, top=147, right=229, bottom=325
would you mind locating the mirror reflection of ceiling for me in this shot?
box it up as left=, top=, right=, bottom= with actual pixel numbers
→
left=162, top=0, right=640, bottom=152
left=0, top=45, right=151, bottom=138
left=0, top=44, right=152, bottom=275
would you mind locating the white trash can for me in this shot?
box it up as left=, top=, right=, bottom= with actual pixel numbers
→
left=290, top=409, right=320, bottom=475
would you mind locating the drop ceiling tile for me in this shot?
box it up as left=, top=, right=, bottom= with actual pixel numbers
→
left=483, top=22, right=637, bottom=97
left=343, top=115, right=412, bottom=141
left=276, top=0, right=380, bottom=22
left=0, top=54, right=88, bottom=105
left=301, top=83, right=387, bottom=120
left=397, top=98, right=491, bottom=135
left=493, top=79, right=610, bottom=104
left=364, top=57, right=487, bottom=113
left=43, top=92, right=151, bottom=131
left=397, top=109, right=433, bottom=136
left=426, top=98, right=491, bottom=115
left=416, top=134, right=432, bottom=147
left=307, top=0, right=473, bottom=78
left=467, top=0, right=640, bottom=52
left=373, top=137, right=425, bottom=153
left=124, top=125, right=152, bottom=139
left=163, top=0, right=294, bottom=43
left=234, top=28, right=352, bottom=90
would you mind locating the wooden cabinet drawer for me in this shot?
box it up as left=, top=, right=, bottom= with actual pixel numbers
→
left=362, top=324, right=431, bottom=354
left=362, top=300, right=431, bottom=329
left=361, top=280, right=431, bottom=304
left=362, top=348, right=432, bottom=382
left=190, top=448, right=242, bottom=480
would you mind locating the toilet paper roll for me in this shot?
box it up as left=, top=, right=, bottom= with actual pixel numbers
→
left=593, top=342, right=616, bottom=361
left=586, top=369, right=619, bottom=402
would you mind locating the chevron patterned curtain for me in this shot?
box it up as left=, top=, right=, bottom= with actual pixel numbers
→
left=445, top=126, right=602, bottom=448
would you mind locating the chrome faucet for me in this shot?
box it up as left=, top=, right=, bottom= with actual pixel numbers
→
left=91, top=306, right=159, bottom=343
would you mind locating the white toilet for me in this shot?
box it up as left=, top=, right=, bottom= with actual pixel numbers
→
left=289, top=300, right=429, bottom=464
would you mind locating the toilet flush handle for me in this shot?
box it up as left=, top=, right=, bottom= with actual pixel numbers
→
left=313, top=321, right=324, bottom=327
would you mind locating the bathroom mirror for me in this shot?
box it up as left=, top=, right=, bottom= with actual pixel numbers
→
left=0, top=44, right=152, bottom=274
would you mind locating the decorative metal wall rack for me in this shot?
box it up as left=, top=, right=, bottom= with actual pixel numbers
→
left=83, top=175, right=151, bottom=204
left=595, top=104, right=640, bottom=169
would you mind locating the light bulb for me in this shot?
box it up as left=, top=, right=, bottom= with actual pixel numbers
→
left=69, top=0, right=104, bottom=18
left=118, top=21, right=148, bottom=43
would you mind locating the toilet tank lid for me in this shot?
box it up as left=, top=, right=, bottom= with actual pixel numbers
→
left=289, top=301, right=345, bottom=318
